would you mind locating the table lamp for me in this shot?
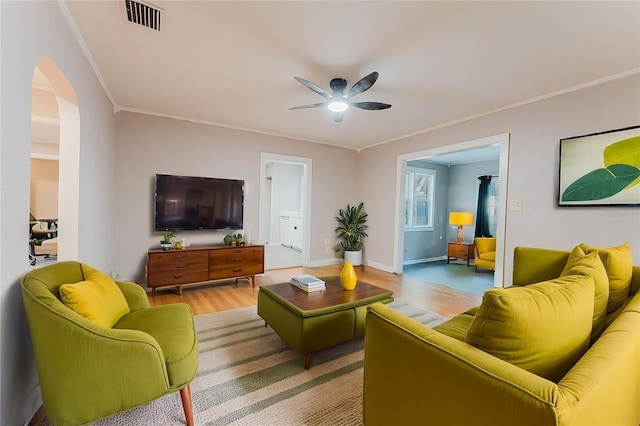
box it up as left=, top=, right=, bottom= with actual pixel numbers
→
left=449, top=212, right=474, bottom=243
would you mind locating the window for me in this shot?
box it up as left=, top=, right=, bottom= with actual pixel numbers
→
left=405, top=167, right=436, bottom=230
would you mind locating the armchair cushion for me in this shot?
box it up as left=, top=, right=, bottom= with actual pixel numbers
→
left=59, top=264, right=130, bottom=327
left=560, top=246, right=609, bottom=340
left=114, top=304, right=198, bottom=387
left=478, top=251, right=496, bottom=261
left=580, top=242, right=633, bottom=312
left=475, top=237, right=496, bottom=254
left=465, top=275, right=594, bottom=382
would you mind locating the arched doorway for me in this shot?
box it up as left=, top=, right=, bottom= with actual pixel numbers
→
left=32, top=57, right=80, bottom=261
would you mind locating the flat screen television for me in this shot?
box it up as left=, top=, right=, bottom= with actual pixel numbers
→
left=154, top=174, right=244, bottom=231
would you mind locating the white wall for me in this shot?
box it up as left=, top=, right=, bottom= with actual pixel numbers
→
left=0, top=2, right=116, bottom=425
left=358, top=74, right=640, bottom=283
left=113, top=112, right=357, bottom=282
left=270, top=162, right=303, bottom=243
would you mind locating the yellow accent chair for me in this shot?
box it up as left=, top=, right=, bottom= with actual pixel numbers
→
left=474, top=236, right=496, bottom=272
left=21, top=261, right=198, bottom=426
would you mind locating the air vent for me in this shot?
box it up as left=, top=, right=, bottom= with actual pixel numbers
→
left=124, top=0, right=163, bottom=31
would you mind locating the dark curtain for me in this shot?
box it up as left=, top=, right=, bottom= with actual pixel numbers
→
left=475, top=175, right=492, bottom=237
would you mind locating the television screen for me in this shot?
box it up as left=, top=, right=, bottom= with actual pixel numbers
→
left=154, top=174, right=244, bottom=231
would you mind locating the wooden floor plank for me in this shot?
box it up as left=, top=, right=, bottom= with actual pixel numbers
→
left=148, top=264, right=481, bottom=318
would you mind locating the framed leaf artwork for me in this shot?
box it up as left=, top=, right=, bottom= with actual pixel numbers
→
left=558, top=125, right=640, bottom=206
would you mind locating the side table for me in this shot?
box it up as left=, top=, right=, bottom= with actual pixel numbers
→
left=447, top=242, right=474, bottom=267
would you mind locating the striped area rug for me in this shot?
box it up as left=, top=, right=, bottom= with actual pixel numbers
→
left=40, top=301, right=446, bottom=426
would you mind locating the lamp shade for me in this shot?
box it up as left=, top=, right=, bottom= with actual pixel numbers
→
left=449, top=212, right=474, bottom=226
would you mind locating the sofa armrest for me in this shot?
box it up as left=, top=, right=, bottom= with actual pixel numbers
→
left=116, top=280, right=150, bottom=311
left=363, top=303, right=559, bottom=426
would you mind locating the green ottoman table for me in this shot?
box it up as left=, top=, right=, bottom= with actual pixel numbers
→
left=257, top=277, right=393, bottom=369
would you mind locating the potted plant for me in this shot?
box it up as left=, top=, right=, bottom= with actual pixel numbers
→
left=160, top=231, right=175, bottom=250
left=335, top=202, right=368, bottom=266
left=223, top=233, right=235, bottom=246
left=235, top=233, right=244, bottom=246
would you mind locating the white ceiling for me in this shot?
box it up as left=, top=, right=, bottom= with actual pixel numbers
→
left=61, top=1, right=640, bottom=151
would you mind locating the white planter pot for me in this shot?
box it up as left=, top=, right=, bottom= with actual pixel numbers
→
left=344, top=250, right=362, bottom=266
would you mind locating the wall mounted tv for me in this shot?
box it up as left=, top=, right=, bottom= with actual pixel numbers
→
left=154, top=174, right=244, bottom=231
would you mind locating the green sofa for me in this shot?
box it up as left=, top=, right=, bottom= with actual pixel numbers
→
left=364, top=246, right=640, bottom=426
left=22, top=261, right=198, bottom=426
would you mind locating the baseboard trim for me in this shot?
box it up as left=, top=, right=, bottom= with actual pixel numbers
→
left=306, top=258, right=340, bottom=267
left=25, top=405, right=45, bottom=426
left=14, top=384, right=42, bottom=426
left=366, top=260, right=395, bottom=273
left=403, top=255, right=447, bottom=265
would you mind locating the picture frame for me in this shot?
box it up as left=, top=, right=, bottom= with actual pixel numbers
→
left=558, top=125, right=640, bottom=207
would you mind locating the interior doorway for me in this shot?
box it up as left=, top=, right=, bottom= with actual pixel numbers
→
left=29, top=66, right=60, bottom=266
left=259, top=153, right=312, bottom=270
left=394, top=133, right=510, bottom=287
left=31, top=57, right=81, bottom=263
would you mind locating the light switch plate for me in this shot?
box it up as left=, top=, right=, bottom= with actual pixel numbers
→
left=510, top=200, right=523, bottom=211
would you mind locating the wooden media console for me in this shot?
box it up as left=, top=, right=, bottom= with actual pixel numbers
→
left=147, top=244, right=264, bottom=296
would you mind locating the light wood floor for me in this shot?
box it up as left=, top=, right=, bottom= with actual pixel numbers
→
left=148, top=264, right=481, bottom=318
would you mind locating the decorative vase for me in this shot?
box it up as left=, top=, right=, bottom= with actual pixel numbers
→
left=340, top=262, right=357, bottom=291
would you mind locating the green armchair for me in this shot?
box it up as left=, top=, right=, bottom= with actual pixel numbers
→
left=21, top=261, right=198, bottom=426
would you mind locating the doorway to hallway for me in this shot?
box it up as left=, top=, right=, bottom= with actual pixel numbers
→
left=259, top=153, right=312, bottom=270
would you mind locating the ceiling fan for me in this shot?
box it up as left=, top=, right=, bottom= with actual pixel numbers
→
left=289, top=71, right=391, bottom=123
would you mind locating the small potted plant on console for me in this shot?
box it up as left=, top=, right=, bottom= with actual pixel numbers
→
left=160, top=231, right=175, bottom=250
left=223, top=233, right=235, bottom=246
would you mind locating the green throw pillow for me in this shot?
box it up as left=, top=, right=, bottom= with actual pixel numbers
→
left=59, top=264, right=130, bottom=328
left=465, top=275, right=594, bottom=382
left=580, top=242, right=633, bottom=312
left=560, top=246, right=609, bottom=340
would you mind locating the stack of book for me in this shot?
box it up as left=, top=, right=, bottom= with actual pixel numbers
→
left=290, top=274, right=326, bottom=293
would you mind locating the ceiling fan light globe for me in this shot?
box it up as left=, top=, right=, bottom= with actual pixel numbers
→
left=327, top=100, right=349, bottom=112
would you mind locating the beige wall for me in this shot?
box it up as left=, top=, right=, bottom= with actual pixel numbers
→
left=1, top=2, right=116, bottom=425
left=30, top=158, right=59, bottom=219
left=113, top=112, right=358, bottom=283
left=359, top=74, right=640, bottom=283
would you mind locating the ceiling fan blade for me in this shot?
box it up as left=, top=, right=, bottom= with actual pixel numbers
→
left=352, top=101, right=392, bottom=110
left=288, top=102, right=326, bottom=110
left=293, top=77, right=332, bottom=99
left=345, top=72, right=379, bottom=99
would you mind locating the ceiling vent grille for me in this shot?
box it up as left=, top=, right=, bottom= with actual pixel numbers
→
left=124, top=0, right=163, bottom=31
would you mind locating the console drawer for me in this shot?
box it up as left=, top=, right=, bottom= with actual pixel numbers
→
left=148, top=269, right=209, bottom=286
left=209, top=263, right=264, bottom=280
